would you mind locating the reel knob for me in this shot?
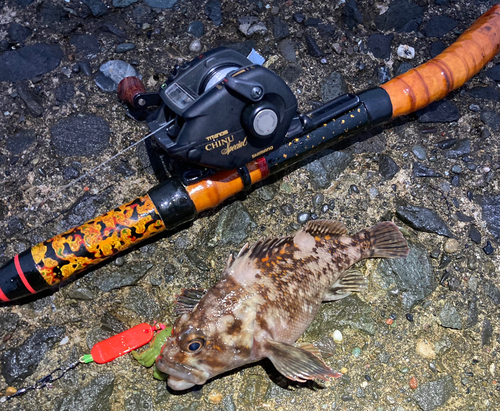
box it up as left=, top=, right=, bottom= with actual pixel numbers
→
left=242, top=102, right=279, bottom=140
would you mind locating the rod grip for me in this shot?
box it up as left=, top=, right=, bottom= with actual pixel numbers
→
left=0, top=195, right=166, bottom=302
left=381, top=4, right=500, bottom=118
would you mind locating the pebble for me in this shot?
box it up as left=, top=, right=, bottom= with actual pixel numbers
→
left=205, top=0, right=222, bottom=26
left=115, top=43, right=136, bottom=53
left=379, top=154, right=400, bottom=179
left=188, top=21, right=204, bottom=38
left=377, top=66, right=391, bottom=83
left=396, top=203, right=453, bottom=237
left=305, top=35, right=324, bottom=57
left=444, top=238, right=460, bottom=254
left=367, top=33, right=393, bottom=59
left=421, top=15, right=457, bottom=37
left=350, top=184, right=359, bottom=194
left=189, top=39, right=202, bottom=53
left=6, top=386, right=17, bottom=396
left=412, top=145, right=427, bottom=160
left=279, top=39, right=296, bottom=62
left=397, top=44, right=415, bottom=59
left=333, top=330, right=343, bottom=343
left=352, top=347, right=361, bottom=357
left=297, top=212, right=310, bottom=224
left=79, top=60, right=92, bottom=76
left=114, top=256, right=125, bottom=266
left=469, top=104, right=480, bottom=112
left=406, top=313, right=414, bottom=322
left=483, top=240, right=494, bottom=255
left=340, top=367, right=348, bottom=374
left=409, top=376, right=418, bottom=389
left=417, top=100, right=459, bottom=123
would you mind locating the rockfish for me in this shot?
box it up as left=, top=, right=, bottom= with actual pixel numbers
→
left=157, top=220, right=409, bottom=390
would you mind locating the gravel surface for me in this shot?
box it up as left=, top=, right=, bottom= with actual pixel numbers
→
left=1, top=0, right=499, bottom=410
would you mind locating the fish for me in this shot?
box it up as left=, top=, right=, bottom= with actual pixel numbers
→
left=156, top=220, right=409, bottom=390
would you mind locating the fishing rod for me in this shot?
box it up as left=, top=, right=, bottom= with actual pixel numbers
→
left=1, top=4, right=499, bottom=302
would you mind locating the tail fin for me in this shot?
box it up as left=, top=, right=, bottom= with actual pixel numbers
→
left=362, top=221, right=409, bottom=259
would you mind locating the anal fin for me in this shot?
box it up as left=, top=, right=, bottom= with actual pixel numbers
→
left=323, top=269, right=367, bottom=302
left=265, top=340, right=342, bottom=383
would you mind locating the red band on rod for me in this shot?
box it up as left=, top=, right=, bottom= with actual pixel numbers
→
left=0, top=287, right=9, bottom=302
left=256, top=157, right=270, bottom=179
left=14, top=254, right=37, bottom=294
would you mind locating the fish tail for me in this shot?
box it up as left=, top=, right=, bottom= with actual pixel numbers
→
left=360, top=221, right=409, bottom=259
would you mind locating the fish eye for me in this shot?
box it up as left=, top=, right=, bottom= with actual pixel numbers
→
left=186, top=338, right=205, bottom=353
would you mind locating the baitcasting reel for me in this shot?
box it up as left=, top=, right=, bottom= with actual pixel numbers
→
left=120, top=48, right=298, bottom=171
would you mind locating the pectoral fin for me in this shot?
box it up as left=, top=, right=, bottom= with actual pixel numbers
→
left=323, top=269, right=367, bottom=301
left=174, top=288, right=207, bottom=315
left=265, top=340, right=342, bottom=383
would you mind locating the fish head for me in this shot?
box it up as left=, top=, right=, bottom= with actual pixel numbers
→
left=156, top=300, right=256, bottom=390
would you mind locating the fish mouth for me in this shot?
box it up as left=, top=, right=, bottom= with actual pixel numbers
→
left=156, top=356, right=210, bottom=387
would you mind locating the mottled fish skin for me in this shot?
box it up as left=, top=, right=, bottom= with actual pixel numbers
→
left=157, top=220, right=409, bottom=390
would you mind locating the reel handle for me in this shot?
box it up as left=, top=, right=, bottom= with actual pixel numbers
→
left=118, top=76, right=146, bottom=107
left=381, top=4, right=500, bottom=118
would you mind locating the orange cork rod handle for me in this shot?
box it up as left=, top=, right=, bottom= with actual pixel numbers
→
left=187, top=158, right=270, bottom=212
left=381, top=4, right=500, bottom=118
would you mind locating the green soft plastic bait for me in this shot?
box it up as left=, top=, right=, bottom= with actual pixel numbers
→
left=132, top=326, right=172, bottom=368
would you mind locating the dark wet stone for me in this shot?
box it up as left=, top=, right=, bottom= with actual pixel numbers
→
left=185, top=248, right=210, bottom=272
left=82, top=0, right=108, bottom=17
left=443, top=139, right=470, bottom=159
left=480, top=195, right=500, bottom=241
left=113, top=0, right=138, bottom=7
left=1, top=326, right=65, bottom=385
left=321, top=72, right=348, bottom=102
left=258, top=184, right=277, bottom=201
left=374, top=0, right=423, bottom=32
left=377, top=242, right=435, bottom=309
left=95, top=73, right=117, bottom=92
left=280, top=203, right=294, bottom=216
left=317, top=23, right=335, bottom=37
left=343, top=0, right=363, bottom=29
left=40, top=2, right=68, bottom=25
left=60, top=194, right=106, bottom=231
left=413, top=162, right=440, bottom=178
left=71, top=34, right=100, bottom=55
left=94, top=263, right=151, bottom=292
left=413, top=376, right=455, bottom=411
left=396, top=203, right=453, bottom=237
left=483, top=240, right=494, bottom=255
left=55, top=82, right=75, bottom=103
left=304, top=18, right=321, bottom=26
left=51, top=114, right=110, bottom=157
left=481, top=319, right=493, bottom=346
left=379, top=154, right=400, bottom=179
left=0, top=43, right=63, bottom=82
left=455, top=212, right=473, bottom=222
left=280, top=64, right=302, bottom=84
left=412, top=145, right=426, bottom=160
left=396, top=62, right=413, bottom=76
left=144, top=0, right=177, bottom=8
left=205, top=201, right=256, bottom=247
left=468, top=86, right=499, bottom=101
left=79, top=60, right=92, bottom=76
left=304, top=150, right=353, bottom=189
left=8, top=22, right=32, bottom=44
left=304, top=295, right=377, bottom=337
left=6, top=130, right=35, bottom=154
left=436, top=138, right=456, bottom=150
left=367, top=33, right=393, bottom=59
left=273, top=16, right=289, bottom=40
left=483, top=281, right=500, bottom=305
left=116, top=43, right=136, bottom=53
left=188, top=21, right=205, bottom=37
left=279, top=39, right=296, bottom=62
left=100, top=23, right=127, bottom=39
left=480, top=110, right=500, bottom=131
left=54, top=372, right=115, bottom=411
left=466, top=299, right=478, bottom=328
left=417, top=100, right=459, bottom=123
left=0, top=312, right=19, bottom=338
left=205, top=0, right=222, bottom=26
left=293, top=13, right=305, bottom=23
left=125, top=287, right=161, bottom=320
left=469, top=225, right=481, bottom=244
left=305, top=35, right=323, bottom=57
left=486, top=64, right=500, bottom=81
left=125, top=390, right=153, bottom=411
left=450, top=175, right=460, bottom=187
left=5, top=217, right=24, bottom=236
left=67, top=286, right=94, bottom=300
left=17, top=81, right=43, bottom=117
left=421, top=15, right=457, bottom=37
left=100, top=313, right=127, bottom=335
left=440, top=302, right=462, bottom=329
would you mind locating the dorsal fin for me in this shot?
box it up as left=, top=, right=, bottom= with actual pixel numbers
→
left=305, top=220, right=348, bottom=237
left=248, top=236, right=294, bottom=260
left=174, top=288, right=207, bottom=315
